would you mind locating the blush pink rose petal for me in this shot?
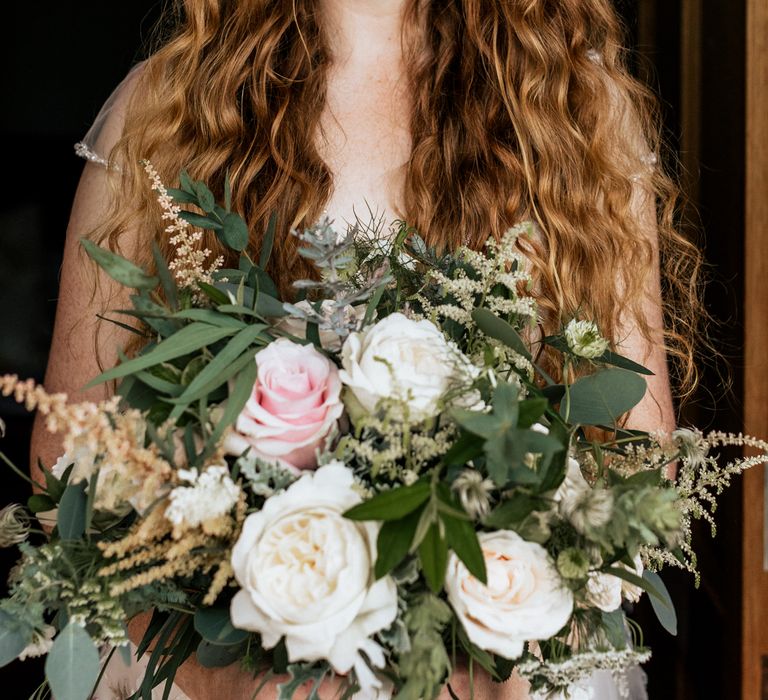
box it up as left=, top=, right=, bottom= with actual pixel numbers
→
left=225, top=338, right=344, bottom=470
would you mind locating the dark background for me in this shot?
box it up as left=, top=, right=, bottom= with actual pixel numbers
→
left=0, top=2, right=746, bottom=698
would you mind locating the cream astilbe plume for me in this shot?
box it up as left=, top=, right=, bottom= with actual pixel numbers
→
left=142, top=161, right=223, bottom=291
left=0, top=375, right=172, bottom=513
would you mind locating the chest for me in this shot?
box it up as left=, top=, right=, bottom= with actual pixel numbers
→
left=316, top=66, right=412, bottom=233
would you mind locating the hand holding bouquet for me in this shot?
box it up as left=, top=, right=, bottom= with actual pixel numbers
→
left=0, top=165, right=764, bottom=700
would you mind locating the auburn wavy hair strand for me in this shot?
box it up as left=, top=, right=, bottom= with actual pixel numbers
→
left=94, top=0, right=705, bottom=402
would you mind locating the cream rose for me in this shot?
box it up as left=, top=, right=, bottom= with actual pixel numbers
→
left=339, top=313, right=473, bottom=421
left=445, top=530, right=574, bottom=659
left=585, top=571, right=623, bottom=612
left=230, top=462, right=397, bottom=693
left=224, top=338, right=343, bottom=470
left=621, top=554, right=645, bottom=603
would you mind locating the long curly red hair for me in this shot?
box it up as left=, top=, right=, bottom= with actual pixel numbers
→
left=96, top=0, right=704, bottom=398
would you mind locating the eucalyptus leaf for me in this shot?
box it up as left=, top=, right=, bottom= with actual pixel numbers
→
left=471, top=308, right=532, bottom=360
left=179, top=169, right=194, bottom=193
left=442, top=431, right=484, bottom=467
left=169, top=350, right=258, bottom=421
left=197, top=282, right=231, bottom=305
left=57, top=482, right=88, bottom=540
left=81, top=240, right=159, bottom=290
left=195, top=640, right=245, bottom=668
left=215, top=283, right=286, bottom=318
left=166, top=187, right=197, bottom=204
left=221, top=212, right=249, bottom=251
left=644, top=570, right=678, bottom=636
left=0, top=610, right=28, bottom=667
left=193, top=608, right=249, bottom=646
left=206, top=359, right=259, bottom=452
left=41, top=461, right=66, bottom=501
left=563, top=368, right=647, bottom=426
left=484, top=494, right=546, bottom=529
left=601, top=609, right=628, bottom=649
left=596, top=349, right=654, bottom=376
left=179, top=211, right=223, bottom=230
left=87, top=323, right=237, bottom=387
left=260, top=212, right=277, bottom=269
left=152, top=241, right=179, bottom=310
left=193, top=182, right=216, bottom=213
left=171, top=309, right=246, bottom=329
left=45, top=623, right=100, bottom=700
left=173, top=325, right=265, bottom=404
left=224, top=171, right=232, bottom=211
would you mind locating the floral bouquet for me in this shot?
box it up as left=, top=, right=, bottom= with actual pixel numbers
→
left=0, top=164, right=765, bottom=700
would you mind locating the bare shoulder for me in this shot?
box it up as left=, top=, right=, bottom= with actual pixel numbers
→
left=30, top=67, right=148, bottom=476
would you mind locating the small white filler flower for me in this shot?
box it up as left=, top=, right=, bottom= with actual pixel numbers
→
left=165, top=465, right=241, bottom=533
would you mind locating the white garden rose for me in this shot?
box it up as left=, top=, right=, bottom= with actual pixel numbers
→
left=230, top=461, right=397, bottom=693
left=584, top=571, right=622, bottom=613
left=339, top=313, right=473, bottom=421
left=445, top=530, right=574, bottom=659
left=621, top=554, right=645, bottom=603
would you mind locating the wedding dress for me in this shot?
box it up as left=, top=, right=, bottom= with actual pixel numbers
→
left=74, top=64, right=651, bottom=700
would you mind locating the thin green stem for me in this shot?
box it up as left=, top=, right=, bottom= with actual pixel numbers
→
left=562, top=358, right=572, bottom=423
left=0, top=451, right=44, bottom=491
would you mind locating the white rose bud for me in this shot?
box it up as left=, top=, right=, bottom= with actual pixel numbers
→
left=564, top=319, right=609, bottom=359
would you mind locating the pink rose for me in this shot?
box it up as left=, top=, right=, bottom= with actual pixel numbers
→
left=224, top=338, right=343, bottom=470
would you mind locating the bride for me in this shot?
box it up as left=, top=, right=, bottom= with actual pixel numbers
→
left=32, top=0, right=702, bottom=697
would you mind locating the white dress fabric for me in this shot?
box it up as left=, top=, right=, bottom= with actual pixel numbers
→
left=77, top=65, right=651, bottom=700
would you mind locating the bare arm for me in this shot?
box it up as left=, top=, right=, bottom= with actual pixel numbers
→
left=29, top=161, right=135, bottom=482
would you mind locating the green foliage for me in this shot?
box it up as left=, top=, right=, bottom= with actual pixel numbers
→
left=374, top=507, right=423, bottom=579
left=345, top=480, right=431, bottom=521
left=45, top=623, right=100, bottom=700
left=453, top=382, right=562, bottom=488
left=57, top=482, right=88, bottom=540
left=81, top=240, right=159, bottom=290
left=644, top=571, right=677, bottom=636
left=601, top=609, right=628, bottom=650
left=88, top=322, right=239, bottom=387
left=0, top=609, right=30, bottom=667
left=562, top=368, right=647, bottom=426
left=194, top=607, right=249, bottom=646
left=471, top=308, right=532, bottom=361
left=395, top=594, right=452, bottom=700
left=485, top=493, right=549, bottom=529
left=277, top=662, right=329, bottom=700
left=196, top=639, right=246, bottom=668
left=418, top=523, right=448, bottom=594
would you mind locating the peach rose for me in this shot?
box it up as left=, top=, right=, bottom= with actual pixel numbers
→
left=224, top=338, right=343, bottom=470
